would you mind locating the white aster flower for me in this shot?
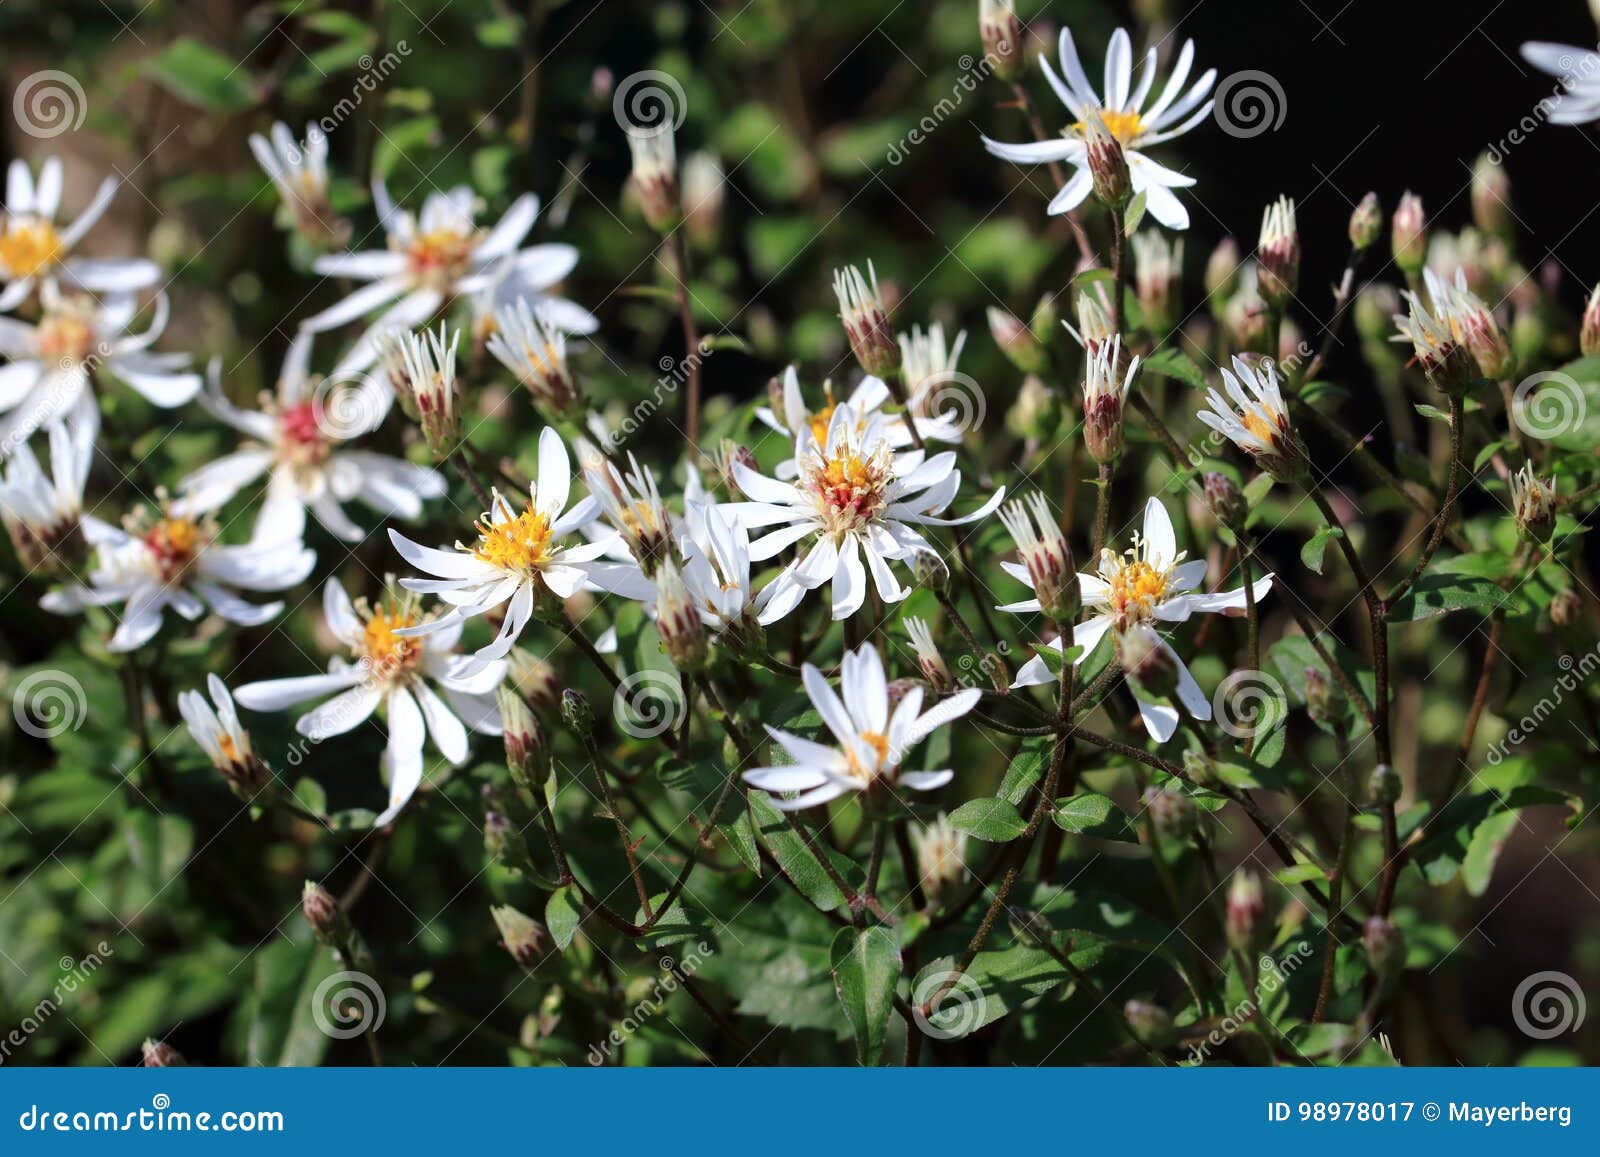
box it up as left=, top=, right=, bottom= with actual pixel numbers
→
left=0, top=406, right=96, bottom=570
left=179, top=331, right=446, bottom=544
left=1196, top=355, right=1303, bottom=481
left=743, top=643, right=981, bottom=810
left=179, top=674, right=269, bottom=797
left=0, top=157, right=159, bottom=310
left=387, top=427, right=652, bottom=668
left=301, top=181, right=597, bottom=371
left=233, top=580, right=505, bottom=826
left=897, top=321, right=968, bottom=417
left=0, top=283, right=199, bottom=454
left=727, top=403, right=1006, bottom=623
left=912, top=811, right=968, bottom=901
left=578, top=443, right=675, bottom=573
left=248, top=121, right=341, bottom=240
left=485, top=296, right=580, bottom=415
left=1520, top=42, right=1600, bottom=125
left=982, top=27, right=1216, bottom=229
left=1010, top=496, right=1273, bottom=743
left=39, top=499, right=315, bottom=652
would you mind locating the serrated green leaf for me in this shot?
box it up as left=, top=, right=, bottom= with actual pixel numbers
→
left=949, top=797, right=1028, bottom=842
left=830, top=926, right=899, bottom=1066
left=1052, top=793, right=1136, bottom=841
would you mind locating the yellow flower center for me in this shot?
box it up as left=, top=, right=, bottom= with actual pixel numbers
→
left=1107, top=558, right=1169, bottom=628
left=217, top=732, right=242, bottom=764
left=1077, top=107, right=1145, bottom=143
left=360, top=605, right=423, bottom=674
left=144, top=517, right=207, bottom=581
left=473, top=504, right=554, bottom=575
left=1242, top=410, right=1279, bottom=444
left=806, top=443, right=891, bottom=538
left=407, top=227, right=475, bottom=289
left=846, top=730, right=894, bottom=782
left=807, top=402, right=837, bottom=446
left=0, top=219, right=62, bottom=278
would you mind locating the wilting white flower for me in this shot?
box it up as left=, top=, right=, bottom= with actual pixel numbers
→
left=179, top=332, right=445, bottom=543
left=1395, top=268, right=1514, bottom=380
left=578, top=443, right=675, bottom=573
left=0, top=283, right=199, bottom=453
left=1010, top=496, right=1272, bottom=742
left=179, top=674, right=269, bottom=796
left=898, top=321, right=968, bottom=416
left=982, top=27, right=1215, bottom=229
left=0, top=407, right=96, bottom=569
left=1196, top=355, right=1302, bottom=481
left=904, top=614, right=954, bottom=692
left=387, top=427, right=652, bottom=669
left=1520, top=42, right=1600, bottom=126
left=753, top=365, right=962, bottom=479
left=40, top=500, right=315, bottom=652
left=301, top=181, right=597, bottom=370
left=248, top=122, right=340, bottom=239
left=233, top=580, right=504, bottom=826
left=486, top=297, right=580, bottom=415
left=743, top=643, right=981, bottom=810
left=1510, top=461, right=1557, bottom=541
left=0, top=157, right=159, bottom=310
left=727, top=403, right=1005, bottom=623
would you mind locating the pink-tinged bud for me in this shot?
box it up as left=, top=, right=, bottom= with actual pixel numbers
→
left=988, top=306, right=1047, bottom=374
left=1550, top=588, right=1581, bottom=627
left=497, top=684, right=548, bottom=793
left=1124, top=998, right=1175, bottom=1048
left=1203, top=471, right=1247, bottom=529
left=1117, top=624, right=1178, bottom=699
left=302, top=880, right=349, bottom=946
left=1256, top=197, right=1299, bottom=308
left=492, top=904, right=550, bottom=966
left=998, top=492, right=1079, bottom=623
left=1348, top=192, right=1382, bottom=251
left=655, top=561, right=710, bottom=671
left=1400, top=298, right=1480, bottom=396
left=626, top=125, right=679, bottom=233
left=1363, top=915, right=1405, bottom=977
left=1131, top=232, right=1183, bottom=334
left=1226, top=870, right=1265, bottom=952
left=1582, top=286, right=1600, bottom=358
left=1084, top=115, right=1131, bottom=208
left=1472, top=153, right=1512, bottom=239
left=979, top=0, right=1024, bottom=81
left=1204, top=237, right=1242, bottom=305
left=833, top=262, right=902, bottom=378
left=905, top=616, right=954, bottom=693
left=141, top=1039, right=184, bottom=1067
left=1510, top=462, right=1558, bottom=542
left=397, top=324, right=462, bottom=457
left=1140, top=786, right=1197, bottom=842
left=1081, top=334, right=1138, bottom=464
left=1391, top=191, right=1427, bottom=275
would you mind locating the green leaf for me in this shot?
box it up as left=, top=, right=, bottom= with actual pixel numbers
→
left=717, top=802, right=761, bottom=875
left=1142, top=348, right=1208, bottom=391
left=1051, top=793, right=1136, bottom=842
left=546, top=885, right=581, bottom=950
left=1273, top=862, right=1328, bottom=886
left=1029, top=643, right=1083, bottom=675
left=830, top=926, right=900, bottom=1066
left=1122, top=191, right=1148, bottom=237
left=998, top=736, right=1051, bottom=805
left=749, top=792, right=849, bottom=911
left=241, top=937, right=338, bottom=1067
left=144, top=38, right=259, bottom=111
left=949, top=797, right=1028, bottom=843
left=1389, top=575, right=1523, bottom=622
left=1301, top=525, right=1345, bottom=574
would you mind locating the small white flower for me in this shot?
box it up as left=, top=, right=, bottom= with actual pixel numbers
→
left=179, top=674, right=268, bottom=795
left=179, top=331, right=446, bottom=544
left=1196, top=355, right=1302, bottom=480
left=233, top=580, right=505, bottom=826
left=578, top=443, right=675, bottom=573
left=301, top=181, right=597, bottom=370
left=897, top=321, right=968, bottom=416
left=982, top=27, right=1216, bottom=229
left=485, top=296, right=579, bottom=414
left=387, top=427, right=652, bottom=669
left=249, top=122, right=339, bottom=238
left=0, top=406, right=96, bottom=569
left=743, top=643, right=981, bottom=810
left=0, top=157, right=159, bottom=310
left=0, top=283, right=199, bottom=454
left=1009, top=496, right=1273, bottom=743
left=39, top=500, right=315, bottom=652
left=726, top=403, right=1006, bottom=623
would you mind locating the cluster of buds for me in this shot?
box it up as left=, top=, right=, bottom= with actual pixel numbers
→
left=1391, top=191, right=1427, bottom=276
left=1117, top=624, right=1178, bottom=700
left=626, top=124, right=679, bottom=233
left=486, top=297, right=582, bottom=416
left=997, top=490, right=1079, bottom=623
left=978, top=0, right=1024, bottom=81
left=1085, top=114, right=1131, bottom=209
left=654, top=560, right=711, bottom=671
left=912, top=812, right=968, bottom=903
left=1256, top=196, right=1299, bottom=309
left=492, top=904, right=550, bottom=966
left=1131, top=232, right=1183, bottom=334
left=1510, top=461, right=1558, bottom=542
left=1081, top=334, right=1139, bottom=463
left=1225, top=870, right=1266, bottom=953
left=395, top=323, right=462, bottom=456
left=833, top=262, right=901, bottom=379
left=177, top=675, right=272, bottom=802
left=904, top=616, right=955, bottom=692
left=1348, top=192, right=1383, bottom=251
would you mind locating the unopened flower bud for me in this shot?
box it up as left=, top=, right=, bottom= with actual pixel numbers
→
left=1118, top=624, right=1178, bottom=700
left=1124, top=999, right=1176, bottom=1048
left=1132, top=232, right=1182, bottom=334
left=507, top=647, right=560, bottom=714
left=1085, top=115, right=1132, bottom=208
left=1368, top=762, right=1401, bottom=806
left=834, top=262, right=901, bottom=379
left=655, top=561, right=710, bottom=671
left=998, top=492, right=1078, bottom=622
left=912, top=812, right=968, bottom=903
left=1582, top=286, right=1600, bottom=358
left=1363, top=915, right=1405, bottom=978
left=988, top=306, right=1047, bottom=374
left=1203, top=471, right=1248, bottom=530
left=492, top=904, right=550, bottom=966
left=1141, top=786, right=1197, bottom=843
left=1510, top=462, right=1557, bottom=542
left=1392, top=191, right=1427, bottom=275
left=681, top=150, right=725, bottom=247
left=1183, top=748, right=1218, bottom=788
left=1006, top=375, right=1059, bottom=439
left=626, top=125, right=679, bottom=233
left=1551, top=588, right=1582, bottom=627
left=1256, top=196, right=1299, bottom=308
left=141, top=1039, right=184, bottom=1067
left=1349, top=192, right=1382, bottom=251
left=497, top=684, right=547, bottom=793
left=1082, top=335, right=1137, bottom=465
left=912, top=551, right=950, bottom=594
left=399, top=324, right=462, bottom=458
left=1402, top=298, right=1480, bottom=396
left=1226, top=870, right=1265, bottom=952
left=979, top=0, right=1024, bottom=81
left=302, top=880, right=349, bottom=946
left=561, top=689, right=595, bottom=741
left=1471, top=153, right=1512, bottom=239
left=1205, top=237, right=1241, bottom=305
left=905, top=616, right=954, bottom=693
left=1304, top=666, right=1348, bottom=731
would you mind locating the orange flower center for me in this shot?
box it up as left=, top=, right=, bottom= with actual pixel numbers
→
left=1107, top=559, right=1169, bottom=627
left=407, top=228, right=475, bottom=289
left=36, top=311, right=96, bottom=364
left=474, top=504, right=554, bottom=575
left=807, top=445, right=890, bottom=536
left=0, top=219, right=62, bottom=278
left=360, top=605, right=423, bottom=675
left=144, top=517, right=206, bottom=581
left=1076, top=107, right=1145, bottom=143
